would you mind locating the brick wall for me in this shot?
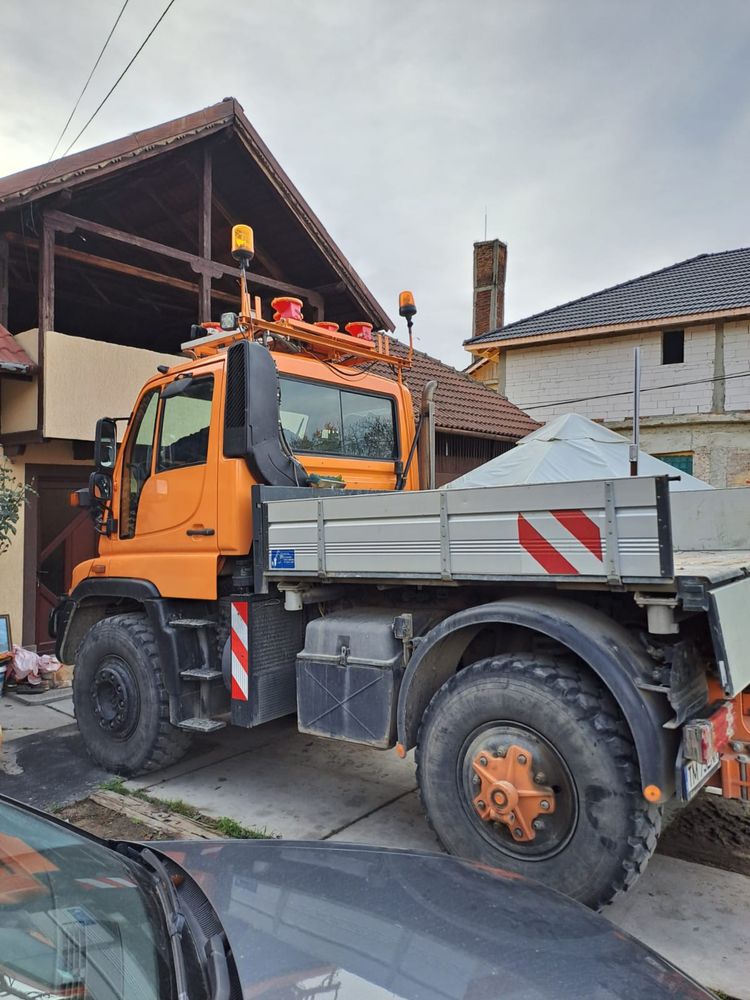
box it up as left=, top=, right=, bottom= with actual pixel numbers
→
left=472, top=240, right=507, bottom=339
left=504, top=326, right=717, bottom=421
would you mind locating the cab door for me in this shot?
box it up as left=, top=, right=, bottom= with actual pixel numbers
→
left=112, top=372, right=220, bottom=599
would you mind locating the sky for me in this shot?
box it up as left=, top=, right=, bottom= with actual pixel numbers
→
left=2, top=0, right=750, bottom=368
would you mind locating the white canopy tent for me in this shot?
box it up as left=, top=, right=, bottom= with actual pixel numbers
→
left=446, top=413, right=712, bottom=491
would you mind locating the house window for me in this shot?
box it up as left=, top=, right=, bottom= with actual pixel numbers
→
left=662, top=330, right=684, bottom=365
left=657, top=453, right=694, bottom=475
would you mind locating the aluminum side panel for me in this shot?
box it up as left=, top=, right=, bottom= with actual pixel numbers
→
left=708, top=576, right=750, bottom=696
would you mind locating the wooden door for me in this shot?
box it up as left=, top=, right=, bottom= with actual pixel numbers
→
left=27, top=469, right=98, bottom=652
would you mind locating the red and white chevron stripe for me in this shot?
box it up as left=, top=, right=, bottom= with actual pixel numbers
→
left=231, top=600, right=249, bottom=701
left=517, top=509, right=604, bottom=576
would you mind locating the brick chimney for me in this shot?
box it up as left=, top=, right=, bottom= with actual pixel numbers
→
left=472, top=239, right=507, bottom=338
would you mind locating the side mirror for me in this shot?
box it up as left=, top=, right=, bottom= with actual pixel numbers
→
left=94, top=417, right=118, bottom=471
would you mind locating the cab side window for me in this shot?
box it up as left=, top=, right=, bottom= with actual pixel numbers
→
left=120, top=389, right=159, bottom=539
left=157, top=377, right=214, bottom=472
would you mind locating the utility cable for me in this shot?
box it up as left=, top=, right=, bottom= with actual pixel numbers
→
left=518, top=368, right=750, bottom=411
left=60, top=0, right=179, bottom=157
left=47, top=0, right=131, bottom=161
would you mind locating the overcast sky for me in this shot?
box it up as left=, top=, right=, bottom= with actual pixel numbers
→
left=2, top=0, right=749, bottom=368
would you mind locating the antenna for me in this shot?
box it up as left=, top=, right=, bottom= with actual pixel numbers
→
left=484, top=206, right=488, bottom=241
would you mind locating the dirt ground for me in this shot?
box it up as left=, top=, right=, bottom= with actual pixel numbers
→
left=657, top=790, right=750, bottom=876
left=58, top=799, right=166, bottom=842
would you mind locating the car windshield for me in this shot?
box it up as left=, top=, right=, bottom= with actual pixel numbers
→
left=0, top=797, right=174, bottom=1000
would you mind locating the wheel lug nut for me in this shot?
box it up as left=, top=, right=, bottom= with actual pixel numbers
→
left=535, top=772, right=546, bottom=784
left=472, top=774, right=480, bottom=786
left=479, top=755, right=488, bottom=766
left=513, top=828, right=523, bottom=839
left=476, top=800, right=486, bottom=811
left=508, top=812, right=515, bottom=823
left=517, top=753, right=527, bottom=765
left=540, top=800, right=550, bottom=810
left=496, top=746, right=506, bottom=757
left=533, top=819, right=544, bottom=831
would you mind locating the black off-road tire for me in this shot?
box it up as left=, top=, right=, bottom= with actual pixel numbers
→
left=416, top=654, right=661, bottom=909
left=73, top=612, right=192, bottom=776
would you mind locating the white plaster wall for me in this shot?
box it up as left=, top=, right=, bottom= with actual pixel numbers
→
left=505, top=327, right=716, bottom=422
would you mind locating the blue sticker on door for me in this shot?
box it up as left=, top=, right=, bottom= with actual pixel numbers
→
left=270, top=548, right=296, bottom=570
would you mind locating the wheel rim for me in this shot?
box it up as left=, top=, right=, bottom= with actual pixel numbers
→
left=90, top=656, right=140, bottom=741
left=458, top=722, right=578, bottom=861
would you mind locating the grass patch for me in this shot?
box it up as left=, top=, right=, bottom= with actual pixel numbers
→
left=99, top=779, right=273, bottom=839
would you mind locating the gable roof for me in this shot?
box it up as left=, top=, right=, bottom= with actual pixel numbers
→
left=0, top=98, right=393, bottom=332
left=0, top=324, right=36, bottom=375
left=468, top=247, right=750, bottom=347
left=379, top=338, right=538, bottom=441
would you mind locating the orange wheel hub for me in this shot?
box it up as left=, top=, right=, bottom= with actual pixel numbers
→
left=472, top=744, right=556, bottom=842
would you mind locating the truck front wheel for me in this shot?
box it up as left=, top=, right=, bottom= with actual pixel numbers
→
left=73, top=612, right=191, bottom=776
left=416, top=654, right=661, bottom=909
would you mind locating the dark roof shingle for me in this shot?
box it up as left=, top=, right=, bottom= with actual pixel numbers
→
left=0, top=324, right=36, bottom=375
left=469, top=247, right=750, bottom=345
left=378, top=337, right=538, bottom=440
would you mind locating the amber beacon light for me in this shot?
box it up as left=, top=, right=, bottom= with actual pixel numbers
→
left=231, top=224, right=255, bottom=266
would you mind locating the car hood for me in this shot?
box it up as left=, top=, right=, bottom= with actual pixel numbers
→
left=159, top=840, right=709, bottom=1000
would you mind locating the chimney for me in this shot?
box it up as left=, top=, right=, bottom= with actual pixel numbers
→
left=472, top=239, right=507, bottom=338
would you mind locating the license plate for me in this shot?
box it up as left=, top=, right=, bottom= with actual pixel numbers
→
left=680, top=752, right=721, bottom=800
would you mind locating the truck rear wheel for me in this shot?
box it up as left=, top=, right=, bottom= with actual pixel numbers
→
left=73, top=612, right=191, bottom=776
left=416, top=654, right=661, bottom=909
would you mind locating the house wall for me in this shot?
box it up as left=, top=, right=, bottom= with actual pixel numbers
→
left=474, top=318, right=750, bottom=488
left=504, top=326, right=716, bottom=422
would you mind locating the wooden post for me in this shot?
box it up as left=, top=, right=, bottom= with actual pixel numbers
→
left=0, top=236, right=8, bottom=328
left=37, top=215, right=55, bottom=434
left=198, top=145, right=212, bottom=322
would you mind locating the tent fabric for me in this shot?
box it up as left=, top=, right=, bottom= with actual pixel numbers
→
left=445, top=412, right=712, bottom=492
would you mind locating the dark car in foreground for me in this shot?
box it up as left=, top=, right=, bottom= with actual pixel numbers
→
left=0, top=794, right=710, bottom=1000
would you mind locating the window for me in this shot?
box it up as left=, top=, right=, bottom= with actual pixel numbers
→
left=662, top=329, right=684, bottom=365
left=279, top=377, right=396, bottom=459
left=657, top=452, right=694, bottom=475
left=120, top=389, right=159, bottom=538
left=157, top=377, right=214, bottom=471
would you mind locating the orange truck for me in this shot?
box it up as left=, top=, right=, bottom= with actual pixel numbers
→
left=52, top=226, right=750, bottom=909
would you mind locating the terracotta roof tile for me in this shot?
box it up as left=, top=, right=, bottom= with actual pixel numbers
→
left=0, top=325, right=36, bottom=374
left=376, top=337, right=538, bottom=441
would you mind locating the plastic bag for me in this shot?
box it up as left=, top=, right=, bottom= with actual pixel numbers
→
left=11, top=645, right=62, bottom=686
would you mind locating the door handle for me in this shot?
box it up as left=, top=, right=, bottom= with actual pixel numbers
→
left=186, top=528, right=215, bottom=536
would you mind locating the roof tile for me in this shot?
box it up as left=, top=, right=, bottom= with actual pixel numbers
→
left=469, top=248, right=750, bottom=345
left=377, top=337, right=538, bottom=440
left=0, top=325, right=36, bottom=374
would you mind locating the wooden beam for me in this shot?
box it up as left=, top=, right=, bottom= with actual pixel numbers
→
left=5, top=233, right=239, bottom=307
left=37, top=215, right=55, bottom=434
left=198, top=145, right=212, bottom=322
left=184, top=159, right=287, bottom=280
left=45, top=209, right=324, bottom=307
left=0, top=236, right=8, bottom=327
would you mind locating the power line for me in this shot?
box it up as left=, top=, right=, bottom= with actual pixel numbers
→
left=60, top=0, right=179, bottom=158
left=518, top=369, right=750, bottom=411
left=47, top=0, right=131, bottom=161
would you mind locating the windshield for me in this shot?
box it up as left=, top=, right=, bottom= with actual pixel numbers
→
left=0, top=797, right=174, bottom=1000
left=279, top=377, right=396, bottom=459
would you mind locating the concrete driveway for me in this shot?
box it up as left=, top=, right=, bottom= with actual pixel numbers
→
left=125, top=715, right=749, bottom=1000
left=2, top=693, right=748, bottom=998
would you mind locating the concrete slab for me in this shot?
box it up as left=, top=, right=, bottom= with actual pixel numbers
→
left=131, top=730, right=417, bottom=840
left=11, top=687, right=74, bottom=706
left=607, top=855, right=750, bottom=1000
left=48, top=695, right=75, bottom=718
left=0, top=695, right=74, bottom=741
left=328, top=788, right=438, bottom=851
